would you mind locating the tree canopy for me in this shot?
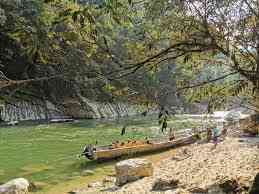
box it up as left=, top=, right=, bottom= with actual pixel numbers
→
left=1, top=0, right=259, bottom=112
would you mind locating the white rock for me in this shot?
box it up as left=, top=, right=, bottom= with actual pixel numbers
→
left=0, top=178, right=30, bottom=194
left=81, top=170, right=94, bottom=176
left=87, top=181, right=102, bottom=188
left=103, top=176, right=116, bottom=184
left=7, top=121, right=18, bottom=126
left=115, top=158, right=153, bottom=186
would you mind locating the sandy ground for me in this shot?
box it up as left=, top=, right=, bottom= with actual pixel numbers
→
left=76, top=137, right=259, bottom=194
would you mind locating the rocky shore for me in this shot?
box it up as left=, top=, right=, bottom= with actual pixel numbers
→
left=72, top=137, right=259, bottom=194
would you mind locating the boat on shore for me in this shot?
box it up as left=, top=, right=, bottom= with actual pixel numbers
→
left=81, top=134, right=199, bottom=161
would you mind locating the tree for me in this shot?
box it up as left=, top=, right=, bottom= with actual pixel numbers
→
left=0, top=0, right=177, bottom=109
left=103, top=0, right=259, bottom=112
left=4, top=0, right=256, bottom=113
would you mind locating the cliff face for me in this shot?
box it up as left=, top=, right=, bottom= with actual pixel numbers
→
left=0, top=100, right=62, bottom=121
left=0, top=99, right=143, bottom=121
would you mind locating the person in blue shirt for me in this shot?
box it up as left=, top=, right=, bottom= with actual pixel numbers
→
left=212, top=125, right=220, bottom=149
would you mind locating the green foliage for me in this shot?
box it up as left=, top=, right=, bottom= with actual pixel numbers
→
left=2, top=0, right=258, bottom=111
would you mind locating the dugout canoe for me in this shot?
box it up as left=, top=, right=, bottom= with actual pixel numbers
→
left=81, top=134, right=198, bottom=161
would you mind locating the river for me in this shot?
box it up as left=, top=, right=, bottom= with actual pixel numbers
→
left=0, top=115, right=199, bottom=193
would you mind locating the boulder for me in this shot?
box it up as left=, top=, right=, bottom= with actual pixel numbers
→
left=152, top=178, right=179, bottom=191
left=249, top=173, right=259, bottom=194
left=207, top=179, right=240, bottom=194
left=224, top=111, right=241, bottom=123
left=115, top=158, right=153, bottom=186
left=219, top=179, right=240, bottom=193
left=0, top=178, right=30, bottom=194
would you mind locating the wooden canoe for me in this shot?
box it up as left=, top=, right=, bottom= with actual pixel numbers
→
left=81, top=135, right=198, bottom=161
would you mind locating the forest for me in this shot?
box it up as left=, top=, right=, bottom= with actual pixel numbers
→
left=1, top=0, right=258, bottom=115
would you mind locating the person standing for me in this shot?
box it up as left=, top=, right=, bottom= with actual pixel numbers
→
left=212, top=125, right=220, bottom=149
left=221, top=121, right=228, bottom=140
left=206, top=127, right=212, bottom=142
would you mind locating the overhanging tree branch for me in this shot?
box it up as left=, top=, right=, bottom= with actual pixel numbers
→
left=176, top=71, right=239, bottom=91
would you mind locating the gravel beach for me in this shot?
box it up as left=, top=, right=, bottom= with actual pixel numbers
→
left=74, top=137, right=259, bottom=194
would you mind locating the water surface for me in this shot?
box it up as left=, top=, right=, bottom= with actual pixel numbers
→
left=0, top=115, right=198, bottom=192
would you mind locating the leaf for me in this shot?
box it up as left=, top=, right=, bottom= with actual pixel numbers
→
left=72, top=11, right=80, bottom=22
left=59, top=8, right=73, bottom=17
left=83, top=9, right=95, bottom=24
left=44, top=0, right=55, bottom=3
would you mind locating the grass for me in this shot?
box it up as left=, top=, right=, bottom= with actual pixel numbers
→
left=0, top=115, right=199, bottom=193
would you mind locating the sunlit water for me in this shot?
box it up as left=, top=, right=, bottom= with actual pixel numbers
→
left=0, top=115, right=199, bottom=193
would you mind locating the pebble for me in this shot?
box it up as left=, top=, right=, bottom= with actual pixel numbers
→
left=81, top=170, right=94, bottom=176
left=87, top=181, right=102, bottom=188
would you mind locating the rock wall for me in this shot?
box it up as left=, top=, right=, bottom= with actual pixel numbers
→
left=62, top=98, right=143, bottom=119
left=0, top=100, right=144, bottom=121
left=0, top=100, right=64, bottom=121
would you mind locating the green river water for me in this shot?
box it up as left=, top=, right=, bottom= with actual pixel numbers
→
left=0, top=115, right=198, bottom=193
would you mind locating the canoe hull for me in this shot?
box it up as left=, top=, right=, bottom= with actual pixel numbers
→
left=83, top=135, right=197, bottom=161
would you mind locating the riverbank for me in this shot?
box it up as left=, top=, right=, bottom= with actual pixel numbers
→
left=39, top=148, right=179, bottom=194
left=74, top=137, right=259, bottom=194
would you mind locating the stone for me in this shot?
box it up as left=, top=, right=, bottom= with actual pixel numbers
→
left=28, top=182, right=37, bottom=192
left=115, top=158, right=153, bottom=186
left=219, top=179, right=239, bottom=193
left=206, top=179, right=240, bottom=194
left=0, top=178, right=30, bottom=194
left=163, top=189, right=191, bottom=194
left=102, top=176, right=116, bottom=184
left=0, top=8, right=6, bottom=26
left=249, top=173, right=259, bottom=194
left=152, top=178, right=179, bottom=191
left=81, top=170, right=94, bottom=176
left=68, top=191, right=77, bottom=194
left=189, top=187, right=208, bottom=193
left=207, top=184, right=225, bottom=194
left=87, top=181, right=102, bottom=188
left=171, top=189, right=191, bottom=194
left=224, top=111, right=241, bottom=122
left=7, top=121, right=18, bottom=126
left=68, top=189, right=88, bottom=194
left=30, top=182, right=47, bottom=191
